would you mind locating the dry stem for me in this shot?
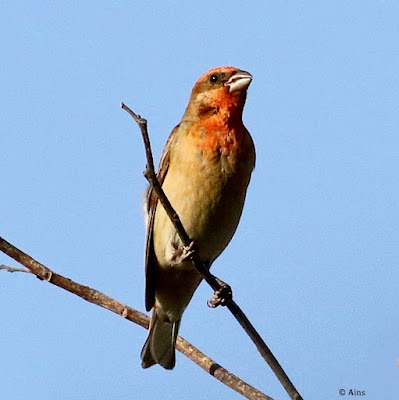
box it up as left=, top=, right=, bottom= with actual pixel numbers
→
left=121, top=103, right=303, bottom=400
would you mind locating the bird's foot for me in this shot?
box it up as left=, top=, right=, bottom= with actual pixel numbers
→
left=207, top=278, right=232, bottom=308
left=170, top=241, right=196, bottom=265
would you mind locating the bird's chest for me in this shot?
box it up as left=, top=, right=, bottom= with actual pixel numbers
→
left=169, top=127, right=244, bottom=202
left=158, top=130, right=251, bottom=261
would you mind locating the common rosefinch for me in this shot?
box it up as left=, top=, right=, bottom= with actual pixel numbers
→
left=141, top=66, right=255, bottom=369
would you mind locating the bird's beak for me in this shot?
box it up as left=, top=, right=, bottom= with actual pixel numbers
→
left=225, top=70, right=253, bottom=93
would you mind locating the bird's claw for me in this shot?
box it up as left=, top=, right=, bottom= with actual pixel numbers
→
left=207, top=280, right=232, bottom=308
left=182, top=241, right=196, bottom=259
left=171, top=241, right=196, bottom=265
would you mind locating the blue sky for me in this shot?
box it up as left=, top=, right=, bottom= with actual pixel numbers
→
left=1, top=2, right=398, bottom=399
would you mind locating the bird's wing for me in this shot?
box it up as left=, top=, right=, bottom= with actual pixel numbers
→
left=144, top=125, right=179, bottom=311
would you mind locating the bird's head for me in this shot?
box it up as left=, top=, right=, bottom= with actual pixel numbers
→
left=183, top=66, right=252, bottom=122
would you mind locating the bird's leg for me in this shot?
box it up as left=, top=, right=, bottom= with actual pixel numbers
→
left=170, top=241, right=196, bottom=265
left=207, top=277, right=233, bottom=308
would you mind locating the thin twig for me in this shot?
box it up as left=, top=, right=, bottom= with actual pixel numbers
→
left=1, top=264, right=31, bottom=273
left=121, top=102, right=303, bottom=400
left=121, top=103, right=233, bottom=291
left=0, top=236, right=271, bottom=400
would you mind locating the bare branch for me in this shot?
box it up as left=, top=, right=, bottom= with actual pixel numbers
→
left=122, top=103, right=303, bottom=400
left=0, top=236, right=271, bottom=400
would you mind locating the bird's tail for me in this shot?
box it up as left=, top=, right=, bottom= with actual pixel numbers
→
left=141, top=310, right=180, bottom=370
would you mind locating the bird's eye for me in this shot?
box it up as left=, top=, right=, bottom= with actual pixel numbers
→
left=209, top=74, right=218, bottom=83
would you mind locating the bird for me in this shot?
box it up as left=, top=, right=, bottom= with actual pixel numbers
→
left=141, top=66, right=256, bottom=369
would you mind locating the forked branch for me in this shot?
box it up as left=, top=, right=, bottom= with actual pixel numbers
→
left=0, top=236, right=270, bottom=400
left=1, top=102, right=303, bottom=400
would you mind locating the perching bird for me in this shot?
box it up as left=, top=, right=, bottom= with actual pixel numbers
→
left=141, top=66, right=256, bottom=369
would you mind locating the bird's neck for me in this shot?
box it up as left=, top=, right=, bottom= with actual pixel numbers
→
left=183, top=91, right=247, bottom=127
